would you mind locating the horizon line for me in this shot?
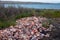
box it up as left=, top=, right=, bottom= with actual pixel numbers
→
left=0, top=1, right=60, bottom=3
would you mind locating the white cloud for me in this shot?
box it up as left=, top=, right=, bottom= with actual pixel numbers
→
left=1, top=0, right=60, bottom=3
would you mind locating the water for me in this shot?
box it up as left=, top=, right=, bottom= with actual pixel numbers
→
left=2, top=3, right=60, bottom=9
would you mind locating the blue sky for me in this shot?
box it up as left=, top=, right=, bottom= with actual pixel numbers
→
left=1, top=0, right=60, bottom=3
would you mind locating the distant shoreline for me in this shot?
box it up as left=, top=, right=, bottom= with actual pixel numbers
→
left=0, top=1, right=60, bottom=4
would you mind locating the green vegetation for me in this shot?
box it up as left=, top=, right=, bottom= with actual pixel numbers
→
left=39, top=9, right=60, bottom=18
left=0, top=6, right=60, bottom=29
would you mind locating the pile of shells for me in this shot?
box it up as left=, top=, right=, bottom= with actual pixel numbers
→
left=0, top=17, right=54, bottom=40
